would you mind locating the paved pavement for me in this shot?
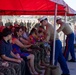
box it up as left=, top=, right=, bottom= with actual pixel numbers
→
left=68, top=62, right=76, bottom=75
left=67, top=50, right=76, bottom=75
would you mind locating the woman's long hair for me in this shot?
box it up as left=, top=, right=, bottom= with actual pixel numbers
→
left=14, top=27, right=21, bottom=38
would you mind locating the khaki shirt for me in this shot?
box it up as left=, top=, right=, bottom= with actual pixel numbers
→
left=45, top=23, right=59, bottom=41
left=57, top=22, right=73, bottom=35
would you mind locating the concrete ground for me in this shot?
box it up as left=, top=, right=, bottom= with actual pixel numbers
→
left=67, top=62, right=76, bottom=75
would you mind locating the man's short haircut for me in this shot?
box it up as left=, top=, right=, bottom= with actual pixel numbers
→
left=2, top=28, right=12, bottom=37
left=56, top=17, right=61, bottom=22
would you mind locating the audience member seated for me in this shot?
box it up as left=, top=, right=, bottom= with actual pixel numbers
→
left=12, top=27, right=38, bottom=75
left=0, top=28, right=26, bottom=75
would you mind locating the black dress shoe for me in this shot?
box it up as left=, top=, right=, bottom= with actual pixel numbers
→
left=61, top=74, right=70, bottom=75
left=68, top=59, right=76, bottom=62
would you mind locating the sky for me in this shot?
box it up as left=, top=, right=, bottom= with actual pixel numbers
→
left=64, top=0, right=76, bottom=11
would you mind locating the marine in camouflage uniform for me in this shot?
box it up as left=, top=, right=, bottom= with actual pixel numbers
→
left=0, top=60, right=25, bottom=75
left=0, top=61, right=16, bottom=75
left=0, top=72, right=4, bottom=75
left=8, top=61, right=21, bottom=75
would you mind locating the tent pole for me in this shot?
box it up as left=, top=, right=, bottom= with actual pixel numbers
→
left=64, top=11, right=67, bottom=22
left=53, top=3, right=58, bottom=65
left=63, top=7, right=67, bottom=50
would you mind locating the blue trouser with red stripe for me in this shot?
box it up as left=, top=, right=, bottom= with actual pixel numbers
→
left=50, top=39, right=69, bottom=74
left=64, top=33, right=75, bottom=61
